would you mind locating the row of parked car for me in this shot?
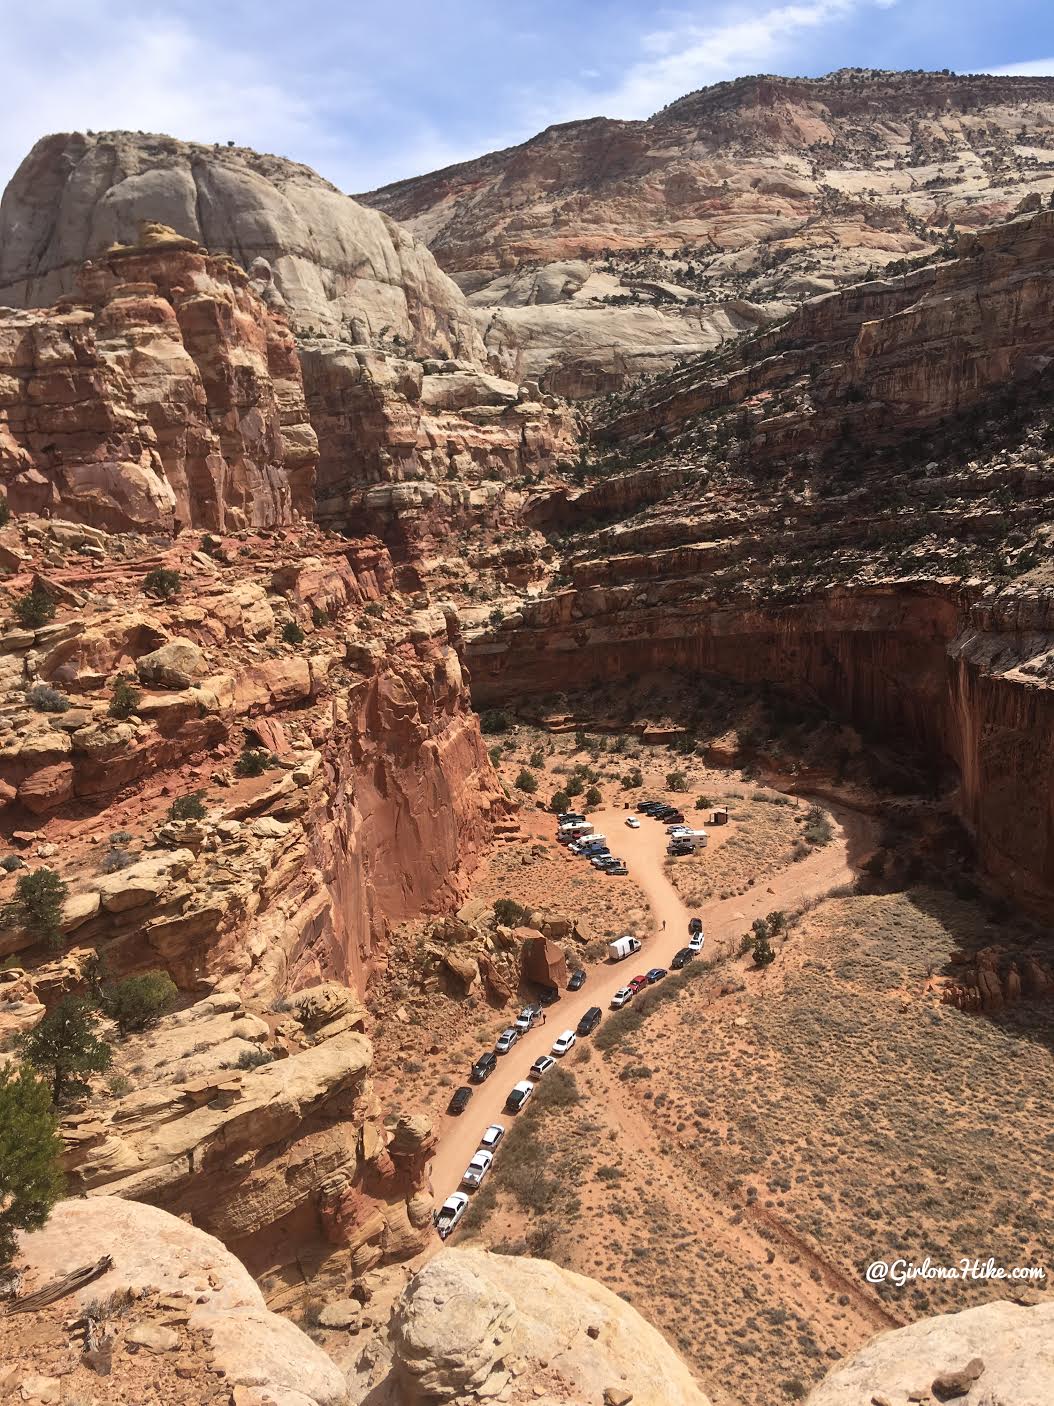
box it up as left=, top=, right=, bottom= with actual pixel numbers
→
left=434, top=1011, right=606, bottom=1239
left=555, top=812, right=628, bottom=875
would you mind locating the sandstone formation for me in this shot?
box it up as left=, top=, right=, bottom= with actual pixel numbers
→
left=359, top=1247, right=712, bottom=1405
left=0, top=135, right=580, bottom=552
left=362, top=70, right=1054, bottom=392
left=806, top=1299, right=1054, bottom=1406
left=0, top=223, right=317, bottom=533
left=466, top=208, right=1054, bottom=912
left=0, top=132, right=483, bottom=360
left=9, top=1197, right=347, bottom=1406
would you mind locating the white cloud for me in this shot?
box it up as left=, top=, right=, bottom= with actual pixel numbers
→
left=538, top=0, right=864, bottom=124
left=983, top=57, right=1054, bottom=76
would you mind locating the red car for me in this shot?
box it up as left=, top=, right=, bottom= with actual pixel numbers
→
left=628, top=974, right=649, bottom=994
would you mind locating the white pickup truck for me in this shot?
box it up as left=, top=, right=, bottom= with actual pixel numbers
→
left=435, top=1192, right=470, bottom=1240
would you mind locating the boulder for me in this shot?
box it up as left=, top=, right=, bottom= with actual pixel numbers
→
left=443, top=950, right=480, bottom=992
left=807, top=1300, right=1054, bottom=1406
left=14, top=1198, right=346, bottom=1406
left=136, top=638, right=207, bottom=689
left=377, top=1248, right=711, bottom=1405
left=521, top=934, right=568, bottom=989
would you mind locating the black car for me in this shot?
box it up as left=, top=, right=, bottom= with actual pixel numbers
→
left=665, top=811, right=686, bottom=824
left=689, top=917, right=703, bottom=935
left=470, top=1051, right=498, bottom=1083
left=637, top=800, right=662, bottom=812
left=668, top=844, right=692, bottom=857
left=670, top=947, right=695, bottom=970
left=577, top=1006, right=602, bottom=1036
left=535, top=984, right=560, bottom=1006
left=567, top=969, right=586, bottom=991
left=447, top=1085, right=473, bottom=1115
left=558, top=812, right=586, bottom=824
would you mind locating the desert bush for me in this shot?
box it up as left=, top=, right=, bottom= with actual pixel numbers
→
left=167, top=792, right=206, bottom=822
left=234, top=1046, right=275, bottom=1070
left=26, top=683, right=69, bottom=713
left=281, top=620, right=306, bottom=644
left=103, top=971, right=177, bottom=1035
left=550, top=790, right=571, bottom=813
left=142, top=568, right=181, bottom=600
left=666, top=770, right=688, bottom=791
left=234, top=747, right=274, bottom=778
left=515, top=769, right=538, bottom=794
left=564, top=774, right=583, bottom=797
left=99, top=847, right=135, bottom=874
left=585, top=785, right=602, bottom=806
left=1, top=868, right=68, bottom=949
left=480, top=709, right=510, bottom=734
left=493, top=898, right=531, bottom=927
left=13, top=585, right=55, bottom=629
left=109, top=676, right=141, bottom=719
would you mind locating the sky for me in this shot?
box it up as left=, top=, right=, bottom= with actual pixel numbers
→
left=1, top=0, right=1052, bottom=198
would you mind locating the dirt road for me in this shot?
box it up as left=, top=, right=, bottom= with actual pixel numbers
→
left=428, top=801, right=857, bottom=1208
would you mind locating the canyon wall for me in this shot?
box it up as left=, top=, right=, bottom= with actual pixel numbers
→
left=0, top=224, right=317, bottom=533
left=361, top=70, right=1054, bottom=392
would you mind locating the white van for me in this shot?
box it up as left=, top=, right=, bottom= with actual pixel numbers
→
left=608, top=935, right=643, bottom=962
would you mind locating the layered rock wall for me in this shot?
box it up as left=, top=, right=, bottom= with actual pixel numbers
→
left=0, top=226, right=317, bottom=533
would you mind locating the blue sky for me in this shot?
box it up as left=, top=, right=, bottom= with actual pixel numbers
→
left=2, top=0, right=1052, bottom=198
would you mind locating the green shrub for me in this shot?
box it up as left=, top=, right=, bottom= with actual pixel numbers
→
left=0, top=855, right=24, bottom=873
left=99, top=847, right=135, bottom=874
left=167, top=791, right=206, bottom=822
left=17, top=997, right=112, bottom=1105
left=489, top=607, right=505, bottom=626
left=480, top=709, right=510, bottom=735
left=0, top=497, right=9, bottom=528
left=234, top=1046, right=275, bottom=1070
left=550, top=790, right=571, bottom=813
left=0, top=1063, right=64, bottom=1264
left=585, top=786, right=602, bottom=806
left=564, top=774, right=583, bottom=797
left=666, top=769, right=688, bottom=791
left=13, top=585, right=55, bottom=629
left=26, top=683, right=69, bottom=713
left=234, top=747, right=274, bottom=778
left=514, top=768, right=538, bottom=794
left=281, top=620, right=306, bottom=644
left=803, top=806, right=834, bottom=846
left=621, top=768, right=643, bottom=789
left=108, top=676, right=141, bottom=719
left=103, top=971, right=177, bottom=1036
left=1, top=868, right=68, bottom=949
left=695, top=795, right=712, bottom=810
left=142, top=568, right=181, bottom=600
left=493, top=898, right=531, bottom=927
left=595, top=1008, right=644, bottom=1052
left=364, top=601, right=383, bottom=618
left=529, top=748, right=545, bottom=769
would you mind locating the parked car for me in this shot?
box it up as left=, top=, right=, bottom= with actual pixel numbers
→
left=495, top=1028, right=519, bottom=1054
left=577, top=1006, right=602, bottom=1036
left=557, top=813, right=586, bottom=825
left=628, top=974, right=649, bottom=995
left=514, top=1006, right=541, bottom=1033
left=668, top=845, right=693, bottom=858
left=590, top=853, right=614, bottom=869
left=505, top=1080, right=535, bottom=1113
left=434, top=1192, right=469, bottom=1239
left=606, top=862, right=628, bottom=875
left=535, top=984, right=560, bottom=1006
left=610, top=986, right=634, bottom=1010
left=567, top=969, right=586, bottom=992
left=636, top=800, right=661, bottom=812
left=447, top=1086, right=473, bottom=1115
left=667, top=824, right=691, bottom=835
left=470, top=1051, right=497, bottom=1083
left=530, top=1054, right=557, bottom=1079
left=461, top=1150, right=494, bottom=1189
left=670, top=946, right=695, bottom=969
left=646, top=967, right=667, bottom=984
left=551, top=1029, right=577, bottom=1056
left=625, top=816, right=641, bottom=828
left=689, top=917, right=703, bottom=935
left=688, top=932, right=705, bottom=954
left=665, top=811, right=686, bottom=824
left=479, top=1123, right=505, bottom=1150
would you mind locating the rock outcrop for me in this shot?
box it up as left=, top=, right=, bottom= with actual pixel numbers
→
left=358, top=1247, right=712, bottom=1405
left=362, top=70, right=1054, bottom=392
left=0, top=132, right=483, bottom=360
left=0, top=223, right=317, bottom=533
left=806, top=1299, right=1054, bottom=1406
left=8, top=1197, right=347, bottom=1406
